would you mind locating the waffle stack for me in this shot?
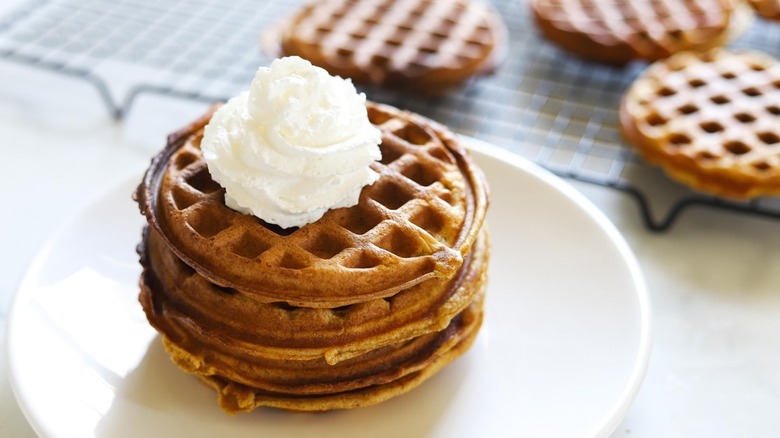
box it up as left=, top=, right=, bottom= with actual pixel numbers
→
left=134, top=102, right=490, bottom=413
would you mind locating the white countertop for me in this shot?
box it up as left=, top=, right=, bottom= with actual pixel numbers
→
left=3, top=37, right=780, bottom=438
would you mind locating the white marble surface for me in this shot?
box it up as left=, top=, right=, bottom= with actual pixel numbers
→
left=2, top=37, right=780, bottom=438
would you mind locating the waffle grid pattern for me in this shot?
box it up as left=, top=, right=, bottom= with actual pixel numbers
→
left=166, top=134, right=463, bottom=269
left=1, top=0, right=780, bottom=230
left=622, top=49, right=780, bottom=198
left=532, top=0, right=731, bottom=61
left=288, top=0, right=495, bottom=73
left=629, top=51, right=780, bottom=171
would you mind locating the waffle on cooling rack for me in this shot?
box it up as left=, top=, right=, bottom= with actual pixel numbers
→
left=531, top=0, right=747, bottom=64
left=271, top=0, right=506, bottom=93
left=134, top=101, right=490, bottom=413
left=748, top=0, right=780, bottom=20
left=620, top=49, right=780, bottom=199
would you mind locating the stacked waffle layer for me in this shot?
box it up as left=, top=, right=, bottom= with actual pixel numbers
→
left=134, top=102, right=490, bottom=413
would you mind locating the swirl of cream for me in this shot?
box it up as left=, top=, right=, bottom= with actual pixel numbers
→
left=201, top=56, right=382, bottom=229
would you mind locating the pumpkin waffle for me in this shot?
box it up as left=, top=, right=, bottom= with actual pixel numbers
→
left=531, top=0, right=746, bottom=64
left=135, top=101, right=488, bottom=308
left=141, top=281, right=484, bottom=412
left=196, top=295, right=483, bottom=413
left=620, top=49, right=780, bottom=199
left=270, top=0, right=506, bottom=94
left=749, top=0, right=780, bottom=20
left=160, top=296, right=481, bottom=397
left=139, top=225, right=489, bottom=365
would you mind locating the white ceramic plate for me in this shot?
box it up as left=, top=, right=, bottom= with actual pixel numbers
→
left=6, top=141, right=651, bottom=438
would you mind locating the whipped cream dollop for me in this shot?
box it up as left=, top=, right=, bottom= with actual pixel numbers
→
left=201, top=56, right=382, bottom=229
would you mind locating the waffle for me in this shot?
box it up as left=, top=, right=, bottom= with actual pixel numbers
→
left=136, top=102, right=488, bottom=308
left=749, top=0, right=780, bottom=20
left=620, top=49, right=780, bottom=199
left=531, top=0, right=746, bottom=64
left=134, top=100, right=491, bottom=413
left=196, top=295, right=483, bottom=413
left=160, top=294, right=482, bottom=397
left=270, top=0, right=506, bottom=94
left=139, top=225, right=489, bottom=364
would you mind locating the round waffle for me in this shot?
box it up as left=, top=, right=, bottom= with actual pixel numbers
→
left=138, top=225, right=489, bottom=364
left=159, top=296, right=480, bottom=397
left=749, top=0, right=780, bottom=20
left=135, top=102, right=489, bottom=308
left=271, top=0, right=506, bottom=94
left=531, top=0, right=746, bottom=64
left=620, top=49, right=780, bottom=199
left=196, top=296, right=483, bottom=413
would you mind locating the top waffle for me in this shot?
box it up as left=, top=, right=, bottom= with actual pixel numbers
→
left=274, top=0, right=506, bottom=93
left=531, top=0, right=742, bottom=64
left=620, top=49, right=780, bottom=199
left=135, top=102, right=489, bottom=307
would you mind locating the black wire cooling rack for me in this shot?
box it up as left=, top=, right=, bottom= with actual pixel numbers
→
left=1, top=0, right=779, bottom=231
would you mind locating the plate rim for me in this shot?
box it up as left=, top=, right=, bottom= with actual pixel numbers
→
left=468, top=139, right=652, bottom=437
left=4, top=140, right=652, bottom=438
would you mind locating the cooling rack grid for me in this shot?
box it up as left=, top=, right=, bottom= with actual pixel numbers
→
left=1, top=0, right=779, bottom=231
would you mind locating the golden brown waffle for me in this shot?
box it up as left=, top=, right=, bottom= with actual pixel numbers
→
left=271, top=0, right=506, bottom=94
left=749, top=0, right=780, bottom=19
left=139, top=225, right=489, bottom=365
left=620, top=49, right=780, bottom=199
left=196, top=296, right=483, bottom=413
left=135, top=102, right=488, bottom=308
left=161, top=300, right=478, bottom=396
left=531, top=0, right=744, bottom=64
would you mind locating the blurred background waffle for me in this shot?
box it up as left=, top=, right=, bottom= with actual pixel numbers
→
left=1, top=0, right=779, bottom=230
